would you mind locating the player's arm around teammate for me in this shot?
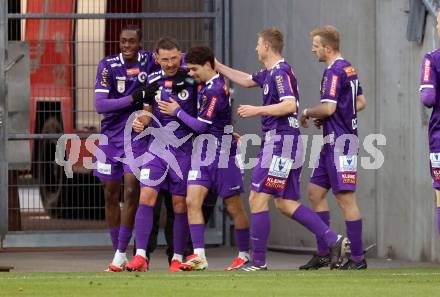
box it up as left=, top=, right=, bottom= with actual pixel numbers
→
left=159, top=46, right=251, bottom=271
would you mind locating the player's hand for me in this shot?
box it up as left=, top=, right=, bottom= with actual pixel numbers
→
left=300, top=110, right=309, bottom=129
left=158, top=98, right=181, bottom=116
left=132, top=117, right=145, bottom=133
left=172, top=69, right=192, bottom=94
left=313, top=118, right=323, bottom=129
left=237, top=105, right=260, bottom=118
left=132, top=83, right=159, bottom=105
left=232, top=132, right=241, bottom=143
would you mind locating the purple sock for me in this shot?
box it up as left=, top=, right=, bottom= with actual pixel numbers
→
left=116, top=225, right=133, bottom=253
left=235, top=228, right=250, bottom=252
left=437, top=207, right=440, bottom=235
left=134, top=205, right=154, bottom=251
left=174, top=213, right=189, bottom=255
left=292, top=204, right=337, bottom=247
left=251, top=211, right=270, bottom=266
left=109, top=226, right=120, bottom=251
left=189, top=224, right=205, bottom=249
left=346, top=219, right=364, bottom=261
left=316, top=211, right=330, bottom=256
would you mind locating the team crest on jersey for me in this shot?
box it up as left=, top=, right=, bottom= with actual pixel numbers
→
left=178, top=89, right=189, bottom=100
left=263, top=84, right=269, bottom=95
left=137, top=72, right=148, bottom=83
left=117, top=79, right=125, bottom=93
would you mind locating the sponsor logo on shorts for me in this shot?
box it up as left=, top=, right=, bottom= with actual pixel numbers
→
left=339, top=155, right=357, bottom=172
left=433, top=168, right=440, bottom=181
left=430, top=153, right=440, bottom=168
left=268, top=156, right=293, bottom=178
left=229, top=185, right=241, bottom=190
left=97, top=161, right=111, bottom=175
left=264, top=176, right=287, bottom=190
left=140, top=168, right=150, bottom=180
left=341, top=173, right=356, bottom=184
left=188, top=170, right=199, bottom=181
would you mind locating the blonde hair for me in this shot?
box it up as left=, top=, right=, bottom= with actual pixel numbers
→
left=258, top=27, right=284, bottom=54
left=310, top=25, right=340, bottom=51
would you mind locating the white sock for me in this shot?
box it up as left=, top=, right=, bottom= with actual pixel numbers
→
left=112, top=250, right=127, bottom=266
left=172, top=253, right=183, bottom=262
left=136, top=249, right=146, bottom=259
left=194, top=248, right=205, bottom=258
left=238, top=251, right=250, bottom=261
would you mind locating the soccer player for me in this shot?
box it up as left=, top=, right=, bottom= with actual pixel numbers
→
left=94, top=25, right=163, bottom=272
left=125, top=37, right=197, bottom=272
left=299, top=25, right=367, bottom=270
left=158, top=45, right=250, bottom=271
left=420, top=13, right=440, bottom=247
left=216, top=27, right=345, bottom=271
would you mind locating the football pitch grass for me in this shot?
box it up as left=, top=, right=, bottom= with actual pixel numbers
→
left=0, top=268, right=439, bottom=297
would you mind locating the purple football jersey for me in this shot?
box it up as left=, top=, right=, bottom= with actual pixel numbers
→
left=94, top=50, right=160, bottom=147
left=197, top=74, right=233, bottom=138
left=420, top=49, right=440, bottom=151
left=251, top=59, right=300, bottom=134
left=147, top=69, right=197, bottom=140
left=320, top=58, right=362, bottom=139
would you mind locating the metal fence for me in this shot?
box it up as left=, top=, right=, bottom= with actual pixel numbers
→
left=0, top=0, right=229, bottom=247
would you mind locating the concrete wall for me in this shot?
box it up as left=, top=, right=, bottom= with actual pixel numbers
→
left=231, top=0, right=440, bottom=262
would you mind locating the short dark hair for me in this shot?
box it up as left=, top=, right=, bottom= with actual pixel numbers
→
left=185, top=46, right=215, bottom=69
left=155, top=36, right=180, bottom=53
left=121, top=24, right=142, bottom=40
left=258, top=27, right=284, bottom=54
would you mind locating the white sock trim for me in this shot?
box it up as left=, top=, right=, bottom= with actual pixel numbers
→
left=136, top=249, right=146, bottom=259
left=194, top=248, right=205, bottom=258
left=172, top=254, right=183, bottom=262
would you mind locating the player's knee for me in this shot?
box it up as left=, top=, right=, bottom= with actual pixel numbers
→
left=139, top=193, right=156, bottom=207
left=335, top=193, right=356, bottom=211
left=173, top=199, right=187, bottom=213
left=230, top=204, right=247, bottom=219
left=274, top=200, right=288, bottom=215
left=307, top=185, right=325, bottom=203
left=186, top=196, right=202, bottom=211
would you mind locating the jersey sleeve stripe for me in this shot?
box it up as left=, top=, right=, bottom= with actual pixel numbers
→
left=197, top=117, right=212, bottom=124
left=321, top=99, right=337, bottom=104
left=419, top=84, right=434, bottom=91
left=95, top=89, right=110, bottom=93
left=279, top=95, right=296, bottom=101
